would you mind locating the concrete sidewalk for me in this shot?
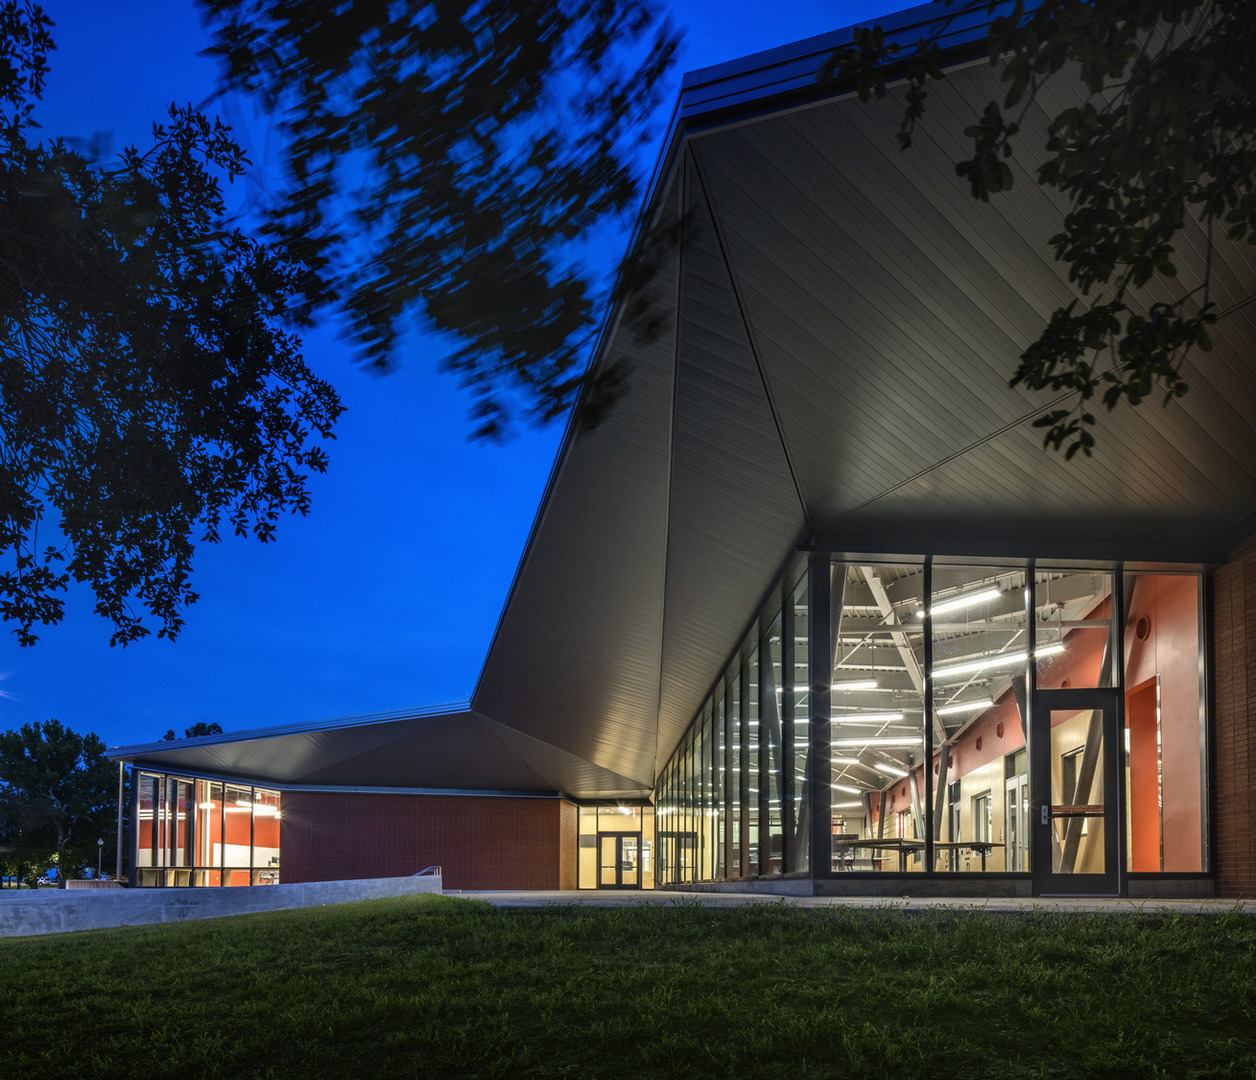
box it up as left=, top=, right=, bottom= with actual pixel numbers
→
left=455, top=890, right=1250, bottom=915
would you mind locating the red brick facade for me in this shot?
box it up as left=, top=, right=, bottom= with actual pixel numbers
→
left=1212, top=534, right=1256, bottom=898
left=280, top=792, right=577, bottom=890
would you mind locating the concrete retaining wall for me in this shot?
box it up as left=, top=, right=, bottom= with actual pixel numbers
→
left=0, top=873, right=442, bottom=938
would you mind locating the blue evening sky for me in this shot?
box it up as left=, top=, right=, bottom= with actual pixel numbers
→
left=3, top=0, right=892, bottom=749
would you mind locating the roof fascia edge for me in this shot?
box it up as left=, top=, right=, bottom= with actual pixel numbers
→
left=106, top=701, right=477, bottom=758
left=678, top=0, right=1012, bottom=132
left=278, top=785, right=567, bottom=798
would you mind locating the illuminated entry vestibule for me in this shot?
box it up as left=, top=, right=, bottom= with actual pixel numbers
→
left=654, top=554, right=1207, bottom=896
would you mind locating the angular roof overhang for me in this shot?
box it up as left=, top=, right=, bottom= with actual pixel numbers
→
left=115, top=3, right=1256, bottom=801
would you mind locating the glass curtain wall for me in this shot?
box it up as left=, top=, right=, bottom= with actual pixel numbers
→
left=653, top=553, right=1208, bottom=887
left=654, top=559, right=808, bottom=885
left=133, top=772, right=281, bottom=886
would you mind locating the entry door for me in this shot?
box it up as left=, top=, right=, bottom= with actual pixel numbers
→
left=1005, top=774, right=1029, bottom=872
left=1005, top=749, right=1029, bottom=873
left=1032, top=689, right=1121, bottom=896
left=597, top=833, right=641, bottom=889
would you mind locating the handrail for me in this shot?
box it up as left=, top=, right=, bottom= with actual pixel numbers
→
left=414, top=865, right=442, bottom=877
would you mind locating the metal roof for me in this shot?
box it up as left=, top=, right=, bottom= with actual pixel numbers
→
left=114, top=2, right=1256, bottom=800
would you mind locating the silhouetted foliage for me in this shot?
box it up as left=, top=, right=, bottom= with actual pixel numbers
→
left=1, top=2, right=343, bottom=646
left=161, top=722, right=224, bottom=741
left=823, top=0, right=1255, bottom=457
left=198, top=0, right=679, bottom=439
left=0, top=718, right=117, bottom=882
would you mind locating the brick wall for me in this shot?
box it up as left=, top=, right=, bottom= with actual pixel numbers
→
left=558, top=799, right=577, bottom=890
left=279, top=792, right=576, bottom=890
left=1212, top=534, right=1256, bottom=898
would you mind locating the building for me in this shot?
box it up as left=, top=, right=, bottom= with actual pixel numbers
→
left=110, top=2, right=1256, bottom=899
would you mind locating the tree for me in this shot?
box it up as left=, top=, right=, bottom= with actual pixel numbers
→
left=197, top=0, right=679, bottom=438
left=0, top=718, right=117, bottom=884
left=2, top=0, right=675, bottom=646
left=1, top=2, right=343, bottom=646
left=822, top=0, right=1255, bottom=457
left=161, top=722, right=224, bottom=741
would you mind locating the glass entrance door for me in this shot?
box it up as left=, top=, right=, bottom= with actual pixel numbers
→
left=597, top=833, right=641, bottom=889
left=1032, top=689, right=1120, bottom=895
left=1004, top=749, right=1029, bottom=872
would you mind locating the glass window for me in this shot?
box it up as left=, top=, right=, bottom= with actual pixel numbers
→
left=134, top=773, right=162, bottom=886
left=196, top=780, right=223, bottom=886
left=1035, top=570, right=1114, bottom=690
left=1123, top=572, right=1205, bottom=872
left=972, top=792, right=992, bottom=843
left=790, top=571, right=810, bottom=874
left=746, top=635, right=760, bottom=874
left=253, top=789, right=281, bottom=884
left=1050, top=709, right=1105, bottom=873
left=222, top=784, right=254, bottom=886
left=762, top=608, right=784, bottom=875
left=578, top=807, right=598, bottom=889
left=830, top=562, right=925, bottom=873
left=713, top=690, right=726, bottom=880
left=729, top=662, right=742, bottom=878
left=931, top=563, right=1029, bottom=872
left=699, top=704, right=714, bottom=880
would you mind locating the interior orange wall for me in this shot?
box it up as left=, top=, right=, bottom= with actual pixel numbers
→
left=1126, top=678, right=1160, bottom=871
left=1124, top=574, right=1202, bottom=872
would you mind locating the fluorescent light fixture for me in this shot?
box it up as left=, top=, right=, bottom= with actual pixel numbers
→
left=832, top=756, right=863, bottom=765
left=933, top=642, right=1063, bottom=679
left=833, top=736, right=920, bottom=747
left=197, top=801, right=215, bottom=809
left=874, top=763, right=909, bottom=777
left=833, top=800, right=864, bottom=809
left=832, top=784, right=862, bottom=794
left=917, top=586, right=1001, bottom=618
left=833, top=712, right=904, bottom=724
left=832, top=678, right=878, bottom=691
left=935, top=699, right=994, bottom=716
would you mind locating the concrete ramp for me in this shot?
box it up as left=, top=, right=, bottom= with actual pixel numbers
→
left=0, top=872, right=442, bottom=938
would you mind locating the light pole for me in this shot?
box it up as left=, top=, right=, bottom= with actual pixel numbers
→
left=96, top=838, right=103, bottom=880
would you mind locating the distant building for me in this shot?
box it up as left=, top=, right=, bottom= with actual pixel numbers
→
left=111, top=2, right=1256, bottom=899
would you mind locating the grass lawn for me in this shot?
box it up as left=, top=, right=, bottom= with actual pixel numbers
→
left=2, top=895, right=1254, bottom=1079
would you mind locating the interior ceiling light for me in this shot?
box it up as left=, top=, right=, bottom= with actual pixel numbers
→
left=833, top=736, right=919, bottom=747
left=833, top=756, right=863, bottom=765
left=933, top=643, right=1063, bottom=679
left=874, top=763, right=909, bottom=777
left=917, top=586, right=1001, bottom=618
left=935, top=698, right=994, bottom=715
left=833, top=800, right=865, bottom=809
left=832, top=678, right=878, bottom=691
left=832, top=783, right=862, bottom=794
left=833, top=712, right=904, bottom=724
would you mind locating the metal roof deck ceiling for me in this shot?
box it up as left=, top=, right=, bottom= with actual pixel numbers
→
left=115, top=3, right=1256, bottom=800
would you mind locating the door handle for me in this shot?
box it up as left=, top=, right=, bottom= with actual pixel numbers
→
left=1041, top=805, right=1049, bottom=825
